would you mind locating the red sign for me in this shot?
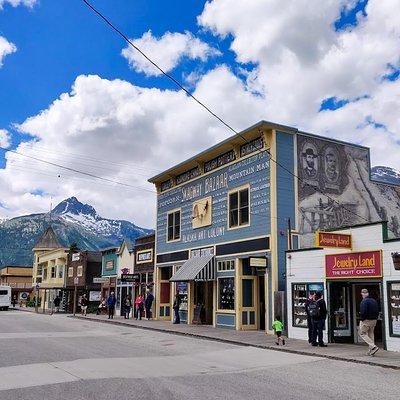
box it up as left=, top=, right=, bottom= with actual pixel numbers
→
left=316, top=231, right=352, bottom=249
left=325, top=250, right=382, bottom=279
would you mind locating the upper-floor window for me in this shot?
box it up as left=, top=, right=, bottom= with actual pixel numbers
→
left=217, top=260, right=235, bottom=271
left=228, top=187, right=250, bottom=228
left=77, top=266, right=83, bottom=277
left=43, top=268, right=48, bottom=281
left=167, top=209, right=181, bottom=242
left=58, top=266, right=64, bottom=279
left=51, top=266, right=56, bottom=279
left=68, top=267, right=74, bottom=278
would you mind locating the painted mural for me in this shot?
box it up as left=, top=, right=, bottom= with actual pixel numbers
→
left=156, top=151, right=270, bottom=254
left=297, top=134, right=400, bottom=246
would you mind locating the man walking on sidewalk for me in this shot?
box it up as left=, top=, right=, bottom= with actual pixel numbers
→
left=107, top=292, right=116, bottom=319
left=359, top=288, right=379, bottom=356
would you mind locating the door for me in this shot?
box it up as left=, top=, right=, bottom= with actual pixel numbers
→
left=258, top=276, right=265, bottom=330
left=241, top=277, right=257, bottom=330
left=329, top=282, right=353, bottom=343
left=353, top=283, right=383, bottom=344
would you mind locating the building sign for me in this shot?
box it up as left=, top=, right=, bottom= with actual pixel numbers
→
left=93, top=277, right=110, bottom=284
left=137, top=250, right=153, bottom=264
left=105, top=260, right=114, bottom=270
left=72, top=253, right=80, bottom=262
left=250, top=257, right=267, bottom=268
left=157, top=151, right=270, bottom=253
left=316, top=231, right=352, bottom=249
left=325, top=250, right=382, bottom=279
left=204, top=150, right=236, bottom=173
left=176, top=167, right=201, bottom=186
left=191, top=247, right=214, bottom=258
left=160, top=179, right=173, bottom=192
left=192, top=196, right=212, bottom=229
left=121, top=274, right=140, bottom=282
left=240, top=136, right=264, bottom=157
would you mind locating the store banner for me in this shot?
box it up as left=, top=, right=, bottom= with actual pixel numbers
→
left=316, top=231, right=352, bottom=249
left=325, top=250, right=382, bottom=279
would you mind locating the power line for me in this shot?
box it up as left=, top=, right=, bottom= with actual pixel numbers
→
left=81, top=0, right=373, bottom=228
left=0, top=145, right=156, bottom=194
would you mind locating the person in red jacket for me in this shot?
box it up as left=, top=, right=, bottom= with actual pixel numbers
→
left=135, top=294, right=144, bottom=320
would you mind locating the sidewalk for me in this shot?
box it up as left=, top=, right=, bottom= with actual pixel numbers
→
left=70, top=314, right=400, bottom=370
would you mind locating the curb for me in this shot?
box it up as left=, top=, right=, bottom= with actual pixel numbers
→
left=69, top=315, right=400, bottom=371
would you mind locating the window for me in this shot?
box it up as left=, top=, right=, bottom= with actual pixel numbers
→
left=167, top=210, right=181, bottom=241
left=43, top=268, right=48, bottom=281
left=218, top=278, right=235, bottom=310
left=148, top=273, right=154, bottom=283
left=229, top=187, right=249, bottom=228
left=37, top=265, right=43, bottom=276
left=58, top=266, right=64, bottom=279
left=217, top=260, right=235, bottom=271
left=388, top=282, right=400, bottom=337
left=77, top=266, right=83, bottom=277
left=160, top=266, right=172, bottom=281
left=68, top=267, right=74, bottom=278
left=242, top=279, right=254, bottom=307
left=51, top=266, right=56, bottom=279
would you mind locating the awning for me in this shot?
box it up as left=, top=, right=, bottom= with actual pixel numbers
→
left=169, top=255, right=215, bottom=282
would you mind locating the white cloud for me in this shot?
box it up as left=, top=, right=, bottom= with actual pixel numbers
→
left=0, top=129, right=11, bottom=148
left=0, top=0, right=36, bottom=9
left=0, top=36, right=16, bottom=67
left=121, top=30, right=221, bottom=76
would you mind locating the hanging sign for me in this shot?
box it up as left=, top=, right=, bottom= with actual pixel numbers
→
left=316, top=231, right=352, bottom=249
left=325, top=250, right=382, bottom=279
left=121, top=274, right=140, bottom=282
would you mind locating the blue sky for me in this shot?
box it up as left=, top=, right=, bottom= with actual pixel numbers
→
left=0, top=0, right=399, bottom=224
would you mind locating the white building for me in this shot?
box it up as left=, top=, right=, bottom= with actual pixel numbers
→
left=286, top=221, right=400, bottom=352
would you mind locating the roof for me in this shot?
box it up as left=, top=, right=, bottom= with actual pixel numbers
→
left=33, top=226, right=62, bottom=250
left=148, top=120, right=297, bottom=184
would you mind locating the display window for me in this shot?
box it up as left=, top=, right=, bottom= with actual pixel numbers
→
left=218, top=278, right=235, bottom=310
left=292, top=283, right=324, bottom=328
left=388, top=282, right=400, bottom=337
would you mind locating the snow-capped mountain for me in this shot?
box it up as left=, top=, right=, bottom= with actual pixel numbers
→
left=371, top=166, right=400, bottom=186
left=0, top=197, right=153, bottom=267
left=53, top=197, right=152, bottom=243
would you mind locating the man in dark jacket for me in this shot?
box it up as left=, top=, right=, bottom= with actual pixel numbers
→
left=107, top=292, right=116, bottom=319
left=311, top=291, right=328, bottom=347
left=305, top=292, right=315, bottom=344
left=359, top=288, right=379, bottom=356
left=145, top=290, right=154, bottom=320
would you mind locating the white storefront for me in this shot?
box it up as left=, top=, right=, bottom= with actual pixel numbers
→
left=286, top=222, right=400, bottom=352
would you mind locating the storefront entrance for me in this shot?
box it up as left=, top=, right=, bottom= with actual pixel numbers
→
left=193, top=281, right=213, bottom=325
left=328, top=281, right=383, bottom=345
left=258, top=276, right=265, bottom=331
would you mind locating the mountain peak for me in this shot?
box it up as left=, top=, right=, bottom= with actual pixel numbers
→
left=371, top=166, right=400, bottom=186
left=53, top=197, right=97, bottom=217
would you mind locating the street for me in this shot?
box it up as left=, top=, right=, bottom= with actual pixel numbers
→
left=0, top=311, right=399, bottom=399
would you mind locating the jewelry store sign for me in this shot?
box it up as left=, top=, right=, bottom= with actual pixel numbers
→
left=316, top=231, right=352, bottom=249
left=325, top=250, right=382, bottom=279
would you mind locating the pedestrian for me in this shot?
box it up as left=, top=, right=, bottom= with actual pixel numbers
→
left=97, top=297, right=106, bottom=315
left=173, top=292, right=181, bottom=324
left=310, top=291, right=328, bottom=347
left=80, top=293, right=88, bottom=316
left=145, top=290, right=154, bottom=320
left=53, top=295, right=61, bottom=313
left=12, top=295, right=17, bottom=308
left=135, top=294, right=144, bottom=320
left=107, top=292, right=116, bottom=319
left=305, top=291, right=315, bottom=344
left=359, top=288, right=379, bottom=356
left=271, top=315, right=286, bottom=345
left=124, top=295, right=132, bottom=319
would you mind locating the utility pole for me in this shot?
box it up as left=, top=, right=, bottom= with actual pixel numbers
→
left=288, top=217, right=292, bottom=250
left=73, top=281, right=78, bottom=316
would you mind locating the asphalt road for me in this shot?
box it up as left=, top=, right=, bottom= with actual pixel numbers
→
left=0, top=311, right=399, bottom=400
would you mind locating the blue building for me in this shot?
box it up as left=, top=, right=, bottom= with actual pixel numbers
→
left=149, top=120, right=400, bottom=332
left=100, top=247, right=119, bottom=299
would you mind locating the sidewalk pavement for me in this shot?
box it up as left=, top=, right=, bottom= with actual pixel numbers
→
left=70, top=314, right=400, bottom=370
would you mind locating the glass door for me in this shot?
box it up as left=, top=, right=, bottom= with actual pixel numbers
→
left=329, top=282, right=352, bottom=343
left=241, top=277, right=256, bottom=330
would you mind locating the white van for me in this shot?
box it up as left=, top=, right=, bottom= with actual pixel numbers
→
left=0, top=285, right=11, bottom=310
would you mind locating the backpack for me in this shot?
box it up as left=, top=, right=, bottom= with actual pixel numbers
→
left=308, top=300, right=320, bottom=318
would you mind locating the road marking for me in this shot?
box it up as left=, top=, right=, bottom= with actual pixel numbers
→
left=0, top=347, right=319, bottom=391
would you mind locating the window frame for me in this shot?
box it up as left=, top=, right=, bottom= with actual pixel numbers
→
left=166, top=208, right=182, bottom=242
left=227, top=185, right=250, bottom=230
left=68, top=267, right=74, bottom=278
left=217, top=260, right=235, bottom=272
left=217, top=277, right=236, bottom=312
left=77, top=266, right=83, bottom=277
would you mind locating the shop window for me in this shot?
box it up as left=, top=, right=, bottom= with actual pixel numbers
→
left=242, top=279, right=254, bottom=307
left=217, top=260, right=235, bottom=271
left=160, top=266, right=172, bottom=281
left=388, top=282, right=400, bottom=337
left=218, top=278, right=235, bottom=310
left=51, top=266, right=56, bottom=279
left=68, top=267, right=74, bottom=278
left=167, top=209, right=181, bottom=242
left=77, top=266, right=83, bottom=277
left=292, top=283, right=324, bottom=328
left=228, top=187, right=250, bottom=228
left=148, top=273, right=154, bottom=283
